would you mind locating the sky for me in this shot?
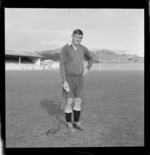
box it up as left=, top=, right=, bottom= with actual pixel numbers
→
left=5, top=8, right=144, bottom=57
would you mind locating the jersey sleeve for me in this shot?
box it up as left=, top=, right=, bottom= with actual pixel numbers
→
left=59, top=46, right=67, bottom=82
left=83, top=47, right=93, bottom=70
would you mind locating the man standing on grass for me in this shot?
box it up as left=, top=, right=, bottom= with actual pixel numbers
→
left=59, top=29, right=93, bottom=132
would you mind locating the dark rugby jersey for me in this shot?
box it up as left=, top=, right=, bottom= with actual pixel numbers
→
left=59, top=43, right=93, bottom=82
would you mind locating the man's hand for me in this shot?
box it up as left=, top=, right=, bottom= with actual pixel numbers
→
left=82, top=68, right=89, bottom=76
left=62, top=81, right=70, bottom=92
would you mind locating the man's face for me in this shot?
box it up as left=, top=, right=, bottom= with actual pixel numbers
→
left=72, top=34, right=83, bottom=45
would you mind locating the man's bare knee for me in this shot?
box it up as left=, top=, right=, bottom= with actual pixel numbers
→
left=74, top=97, right=82, bottom=103
left=73, top=98, right=82, bottom=111
left=67, top=98, right=73, bottom=104
left=64, top=98, right=73, bottom=113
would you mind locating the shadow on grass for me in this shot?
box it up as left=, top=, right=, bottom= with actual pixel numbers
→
left=40, top=99, right=65, bottom=126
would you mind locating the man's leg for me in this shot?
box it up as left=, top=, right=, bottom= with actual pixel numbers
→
left=73, top=97, right=86, bottom=131
left=64, top=98, right=75, bottom=132
left=73, top=97, right=82, bottom=122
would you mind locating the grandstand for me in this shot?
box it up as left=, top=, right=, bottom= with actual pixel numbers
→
left=5, top=50, right=43, bottom=70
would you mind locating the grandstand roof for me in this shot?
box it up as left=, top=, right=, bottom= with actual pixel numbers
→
left=5, top=50, right=43, bottom=58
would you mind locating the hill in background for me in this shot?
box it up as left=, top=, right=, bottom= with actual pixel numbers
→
left=35, top=47, right=144, bottom=63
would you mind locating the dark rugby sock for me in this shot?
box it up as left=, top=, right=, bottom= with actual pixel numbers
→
left=73, top=110, right=81, bottom=122
left=65, top=112, right=72, bottom=123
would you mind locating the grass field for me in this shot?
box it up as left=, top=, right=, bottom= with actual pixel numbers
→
left=5, top=70, right=144, bottom=147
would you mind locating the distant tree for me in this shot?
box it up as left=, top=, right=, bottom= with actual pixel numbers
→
left=133, top=59, right=138, bottom=63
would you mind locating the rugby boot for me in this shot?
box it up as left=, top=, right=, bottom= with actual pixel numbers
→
left=66, top=122, right=76, bottom=132
left=73, top=122, right=86, bottom=131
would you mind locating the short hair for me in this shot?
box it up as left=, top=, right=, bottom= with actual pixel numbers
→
left=72, top=29, right=83, bottom=36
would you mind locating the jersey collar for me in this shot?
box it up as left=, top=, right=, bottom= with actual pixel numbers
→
left=68, top=42, right=80, bottom=51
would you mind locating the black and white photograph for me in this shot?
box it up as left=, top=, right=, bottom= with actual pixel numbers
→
left=4, top=8, right=145, bottom=150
